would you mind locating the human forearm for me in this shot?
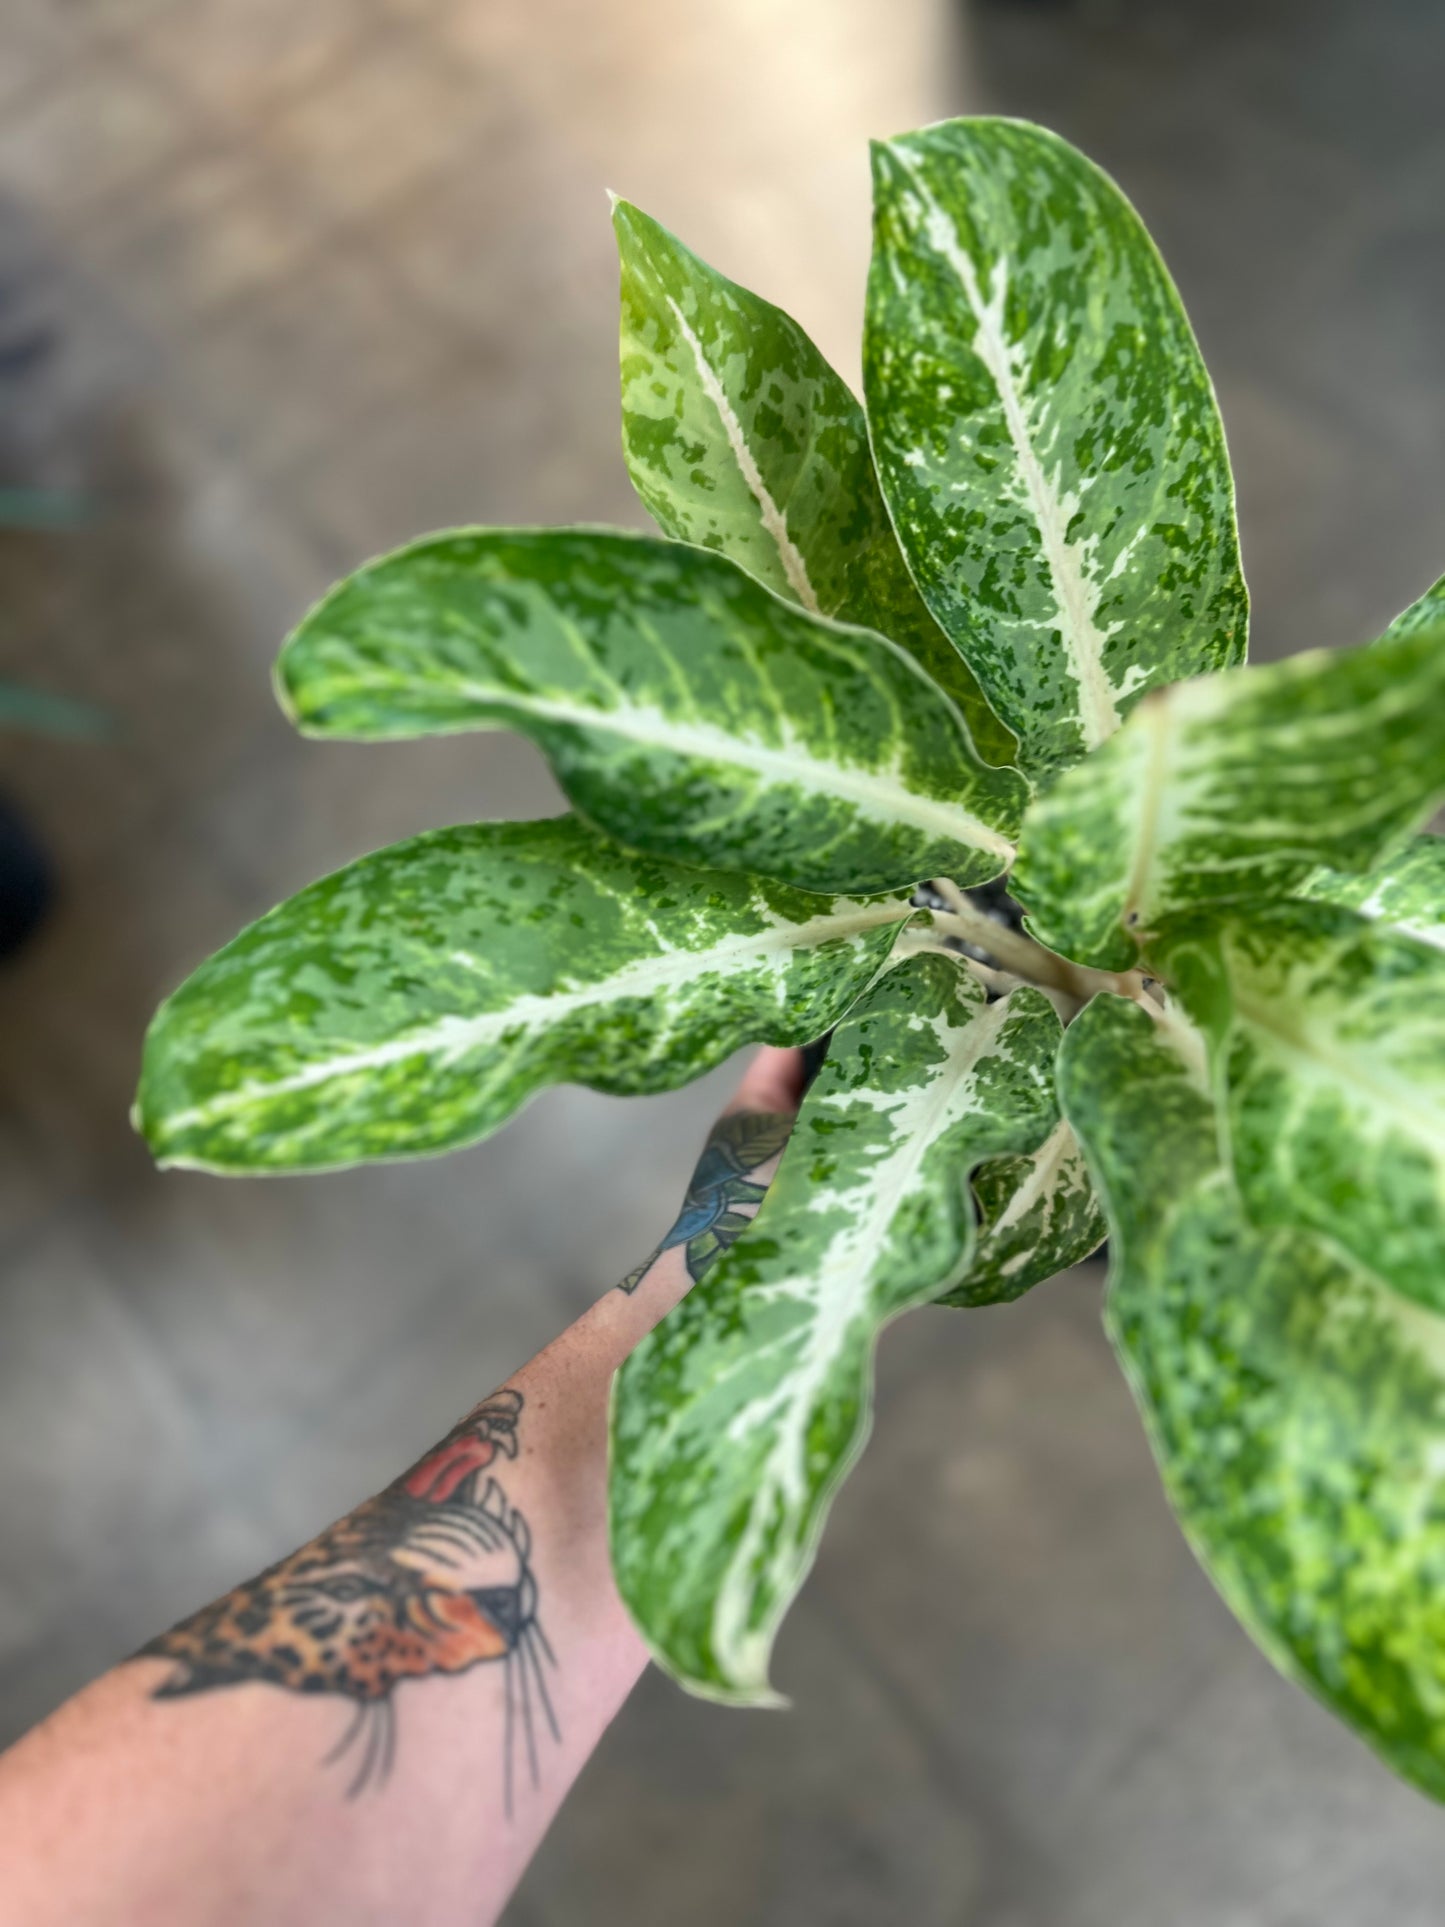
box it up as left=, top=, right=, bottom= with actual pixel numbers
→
left=0, top=1056, right=800, bottom=1927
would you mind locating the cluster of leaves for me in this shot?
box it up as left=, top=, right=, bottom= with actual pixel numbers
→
left=136, top=121, right=1445, bottom=1796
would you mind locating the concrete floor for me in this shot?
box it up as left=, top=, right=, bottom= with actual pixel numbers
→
left=1, top=0, right=1444, bottom=1920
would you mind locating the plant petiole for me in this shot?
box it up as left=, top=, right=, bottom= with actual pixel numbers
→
left=925, top=879, right=1146, bottom=1012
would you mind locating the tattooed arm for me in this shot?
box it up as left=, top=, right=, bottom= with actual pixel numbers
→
left=0, top=1048, right=803, bottom=1927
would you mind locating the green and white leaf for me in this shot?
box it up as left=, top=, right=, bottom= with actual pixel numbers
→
left=1061, top=992, right=1445, bottom=1806
left=1152, top=900, right=1445, bottom=1314
left=938, top=1120, right=1107, bottom=1307
left=1381, top=569, right=1445, bottom=642
left=865, top=117, right=1247, bottom=779
left=136, top=817, right=915, bottom=1174
left=278, top=529, right=1028, bottom=898
left=1013, top=624, right=1445, bottom=971
left=1298, top=835, right=1445, bottom=951
left=614, top=199, right=1016, bottom=766
left=610, top=955, right=1063, bottom=1702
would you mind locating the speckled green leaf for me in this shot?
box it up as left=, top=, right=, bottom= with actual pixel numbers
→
left=614, top=199, right=1016, bottom=766
left=610, top=955, right=1062, bottom=1702
left=1382, top=570, right=1445, bottom=641
left=1299, top=836, right=1445, bottom=950
left=136, top=817, right=915, bottom=1174
left=938, top=1119, right=1107, bottom=1307
left=865, top=117, right=1247, bottom=779
left=1013, top=624, right=1445, bottom=971
left=1152, top=901, right=1445, bottom=1314
left=1060, top=992, right=1445, bottom=1806
left=278, top=529, right=1027, bottom=897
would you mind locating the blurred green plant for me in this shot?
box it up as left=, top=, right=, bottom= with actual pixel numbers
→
left=0, top=483, right=97, bottom=739
left=0, top=486, right=84, bottom=530
left=0, top=681, right=99, bottom=737
left=136, top=120, right=1445, bottom=1798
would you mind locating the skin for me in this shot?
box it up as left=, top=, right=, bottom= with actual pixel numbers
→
left=0, top=1046, right=805, bottom=1927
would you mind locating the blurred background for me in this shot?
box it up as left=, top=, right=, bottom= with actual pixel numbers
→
left=2, top=0, right=1444, bottom=1919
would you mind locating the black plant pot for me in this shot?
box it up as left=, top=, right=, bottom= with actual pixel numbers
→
left=0, top=791, right=53, bottom=959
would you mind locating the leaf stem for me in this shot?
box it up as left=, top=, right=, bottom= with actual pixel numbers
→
left=925, top=879, right=1164, bottom=1032
left=926, top=880, right=1130, bottom=1005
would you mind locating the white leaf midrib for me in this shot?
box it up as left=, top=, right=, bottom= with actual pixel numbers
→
left=1234, top=981, right=1445, bottom=1158
left=984, top=1116, right=1077, bottom=1242
left=159, top=899, right=910, bottom=1136
left=457, top=681, right=1016, bottom=860
left=1114, top=663, right=1445, bottom=937
left=710, top=992, right=1022, bottom=1686
left=1120, top=693, right=1176, bottom=931
left=665, top=295, right=821, bottom=615
left=895, top=155, right=1127, bottom=749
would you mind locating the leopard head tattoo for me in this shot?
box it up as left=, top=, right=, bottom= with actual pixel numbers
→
left=141, top=1391, right=556, bottom=1797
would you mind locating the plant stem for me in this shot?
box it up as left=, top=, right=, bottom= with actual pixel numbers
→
left=926, top=881, right=1138, bottom=1006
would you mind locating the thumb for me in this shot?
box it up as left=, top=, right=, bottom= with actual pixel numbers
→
left=723, top=1044, right=807, bottom=1118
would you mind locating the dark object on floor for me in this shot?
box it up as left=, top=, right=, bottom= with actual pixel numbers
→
left=0, top=791, right=52, bottom=958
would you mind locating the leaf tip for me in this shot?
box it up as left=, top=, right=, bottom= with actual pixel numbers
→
left=667, top=1659, right=790, bottom=1712
left=618, top=1581, right=791, bottom=1711
left=609, top=192, right=645, bottom=237
left=269, top=649, right=307, bottom=733
left=739, top=1684, right=790, bottom=1713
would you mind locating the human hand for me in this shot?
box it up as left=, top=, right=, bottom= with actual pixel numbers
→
left=617, top=1045, right=806, bottom=1295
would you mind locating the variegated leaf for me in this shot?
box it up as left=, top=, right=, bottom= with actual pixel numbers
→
left=1382, top=569, right=1445, bottom=641
left=1012, top=624, right=1445, bottom=971
left=614, top=199, right=1017, bottom=766
left=865, top=117, right=1247, bottom=778
left=277, top=529, right=1027, bottom=897
left=610, top=955, right=1063, bottom=1702
left=938, top=1119, right=1107, bottom=1307
left=136, top=817, right=915, bottom=1174
left=1061, top=991, right=1445, bottom=1806
left=1299, top=835, right=1445, bottom=950
left=1151, top=901, right=1445, bottom=1314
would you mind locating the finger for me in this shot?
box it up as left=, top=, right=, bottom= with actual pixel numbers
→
left=724, top=1044, right=806, bottom=1119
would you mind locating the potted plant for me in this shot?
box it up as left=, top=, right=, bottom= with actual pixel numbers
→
left=135, top=119, right=1445, bottom=1799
